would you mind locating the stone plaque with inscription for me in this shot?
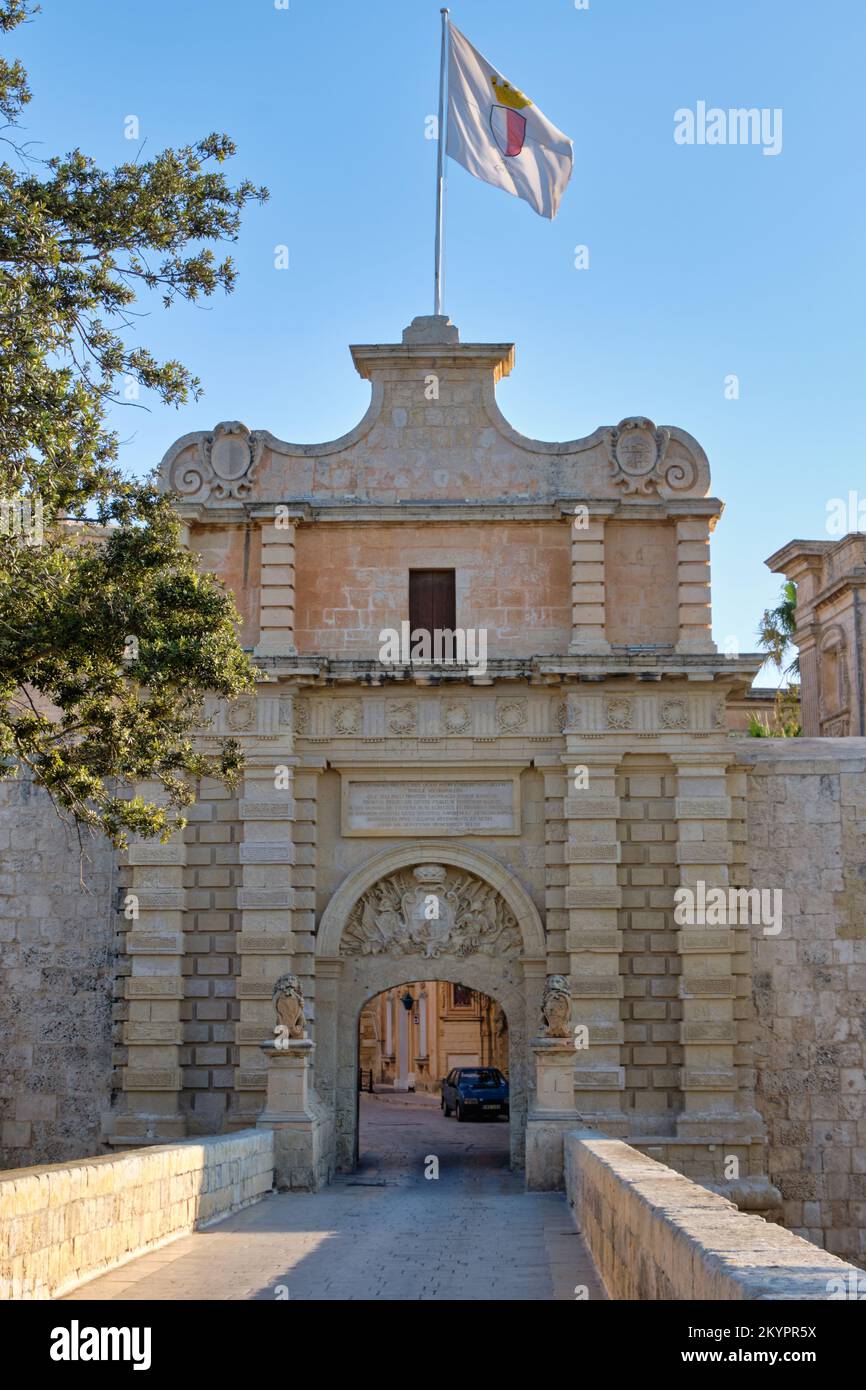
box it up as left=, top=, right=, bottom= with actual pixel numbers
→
left=342, top=775, right=520, bottom=836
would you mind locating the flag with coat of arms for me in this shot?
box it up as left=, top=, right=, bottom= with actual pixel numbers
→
left=445, top=22, right=574, bottom=220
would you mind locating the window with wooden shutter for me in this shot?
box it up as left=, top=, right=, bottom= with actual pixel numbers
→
left=409, top=569, right=456, bottom=634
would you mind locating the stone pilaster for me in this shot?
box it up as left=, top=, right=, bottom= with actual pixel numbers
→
left=113, top=784, right=187, bottom=1145
left=255, top=517, right=298, bottom=658
left=795, top=622, right=821, bottom=736
left=234, top=696, right=297, bottom=1121
left=539, top=755, right=569, bottom=973
left=287, top=760, right=324, bottom=1031
left=569, top=518, right=611, bottom=654
left=672, top=753, right=744, bottom=1139
left=563, top=747, right=626, bottom=1133
left=674, top=518, right=716, bottom=653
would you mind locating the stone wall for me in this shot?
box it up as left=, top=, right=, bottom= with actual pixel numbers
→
left=0, top=1129, right=273, bottom=1299
left=740, top=738, right=866, bottom=1267
left=0, top=774, right=116, bottom=1169
left=565, top=1132, right=861, bottom=1300
left=293, top=520, right=572, bottom=657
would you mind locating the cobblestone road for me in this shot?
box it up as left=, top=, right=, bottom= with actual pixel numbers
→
left=65, top=1092, right=604, bottom=1301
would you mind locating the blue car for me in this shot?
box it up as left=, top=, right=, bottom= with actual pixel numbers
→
left=440, top=1067, right=509, bottom=1121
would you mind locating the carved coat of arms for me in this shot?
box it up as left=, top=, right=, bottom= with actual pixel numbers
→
left=342, top=864, right=521, bottom=960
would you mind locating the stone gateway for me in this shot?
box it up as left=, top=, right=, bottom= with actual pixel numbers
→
left=2, top=315, right=865, bottom=1267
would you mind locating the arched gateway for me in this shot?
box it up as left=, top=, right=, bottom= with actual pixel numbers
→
left=314, top=843, right=546, bottom=1173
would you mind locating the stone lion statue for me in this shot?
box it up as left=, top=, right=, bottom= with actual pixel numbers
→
left=541, top=974, right=571, bottom=1038
left=273, top=972, right=306, bottom=1042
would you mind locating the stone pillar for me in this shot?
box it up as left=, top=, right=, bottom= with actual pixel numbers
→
left=255, top=516, right=298, bottom=658
left=569, top=517, right=611, bottom=655
left=115, top=784, right=187, bottom=1145
left=396, top=1001, right=409, bottom=1091
left=257, top=1038, right=322, bottom=1190
left=384, top=989, right=393, bottom=1057
left=563, top=750, right=627, bottom=1133
left=672, top=753, right=744, bottom=1138
left=526, top=1037, right=582, bottom=1190
left=419, top=987, right=429, bottom=1060
left=675, top=518, right=717, bottom=653
left=234, top=710, right=297, bottom=1122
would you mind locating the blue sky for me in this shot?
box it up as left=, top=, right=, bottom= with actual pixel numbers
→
left=9, top=0, right=865, bottom=675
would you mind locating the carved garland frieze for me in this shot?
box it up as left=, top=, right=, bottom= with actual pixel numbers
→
left=279, top=692, right=726, bottom=740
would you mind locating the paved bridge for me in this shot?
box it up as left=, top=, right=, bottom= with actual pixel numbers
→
left=2, top=1091, right=861, bottom=1303
left=63, top=1093, right=602, bottom=1302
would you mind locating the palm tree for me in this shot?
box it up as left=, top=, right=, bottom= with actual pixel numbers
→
left=758, top=580, right=799, bottom=679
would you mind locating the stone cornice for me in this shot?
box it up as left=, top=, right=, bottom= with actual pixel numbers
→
left=249, top=653, right=763, bottom=687
left=765, top=539, right=835, bottom=573
left=350, top=340, right=516, bottom=382
left=175, top=497, right=724, bottom=526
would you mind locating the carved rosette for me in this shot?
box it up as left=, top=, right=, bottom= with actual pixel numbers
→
left=443, top=701, right=471, bottom=734
left=169, top=421, right=264, bottom=501
left=333, top=700, right=362, bottom=735
left=660, top=697, right=689, bottom=730
left=341, top=864, right=521, bottom=960
left=497, top=699, right=528, bottom=733
left=387, top=700, right=418, bottom=735
left=606, top=417, right=696, bottom=496
left=605, top=695, right=634, bottom=729
left=226, top=695, right=257, bottom=732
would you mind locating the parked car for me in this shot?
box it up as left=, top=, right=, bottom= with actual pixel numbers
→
left=440, top=1067, right=509, bottom=1121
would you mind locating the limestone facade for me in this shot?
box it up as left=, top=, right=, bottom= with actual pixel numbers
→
left=2, top=314, right=864, bottom=1261
left=104, top=313, right=766, bottom=1187
left=359, top=983, right=508, bottom=1092
left=767, top=533, right=866, bottom=737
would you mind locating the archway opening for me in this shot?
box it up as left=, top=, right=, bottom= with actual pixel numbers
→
left=354, top=980, right=513, bottom=1181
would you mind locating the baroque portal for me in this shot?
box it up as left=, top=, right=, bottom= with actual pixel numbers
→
left=95, top=313, right=778, bottom=1217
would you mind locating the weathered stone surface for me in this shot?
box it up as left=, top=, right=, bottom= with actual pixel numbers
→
left=0, top=1130, right=273, bottom=1299
left=0, top=774, right=115, bottom=1171
left=566, top=1132, right=861, bottom=1299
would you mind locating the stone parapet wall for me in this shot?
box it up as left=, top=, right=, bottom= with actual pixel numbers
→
left=0, top=1129, right=273, bottom=1300
left=565, top=1132, right=860, bottom=1300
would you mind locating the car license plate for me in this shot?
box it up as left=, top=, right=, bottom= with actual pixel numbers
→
left=483, top=1104, right=499, bottom=1110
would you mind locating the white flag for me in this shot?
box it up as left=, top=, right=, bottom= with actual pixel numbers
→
left=446, top=24, right=573, bottom=220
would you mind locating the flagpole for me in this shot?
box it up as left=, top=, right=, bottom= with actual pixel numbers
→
left=433, top=8, right=449, bottom=315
